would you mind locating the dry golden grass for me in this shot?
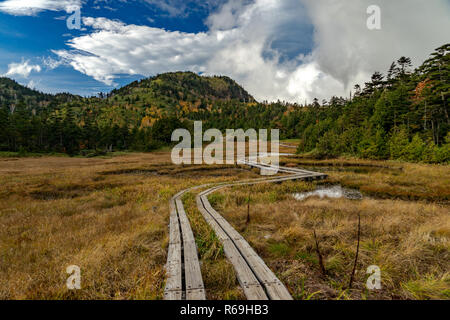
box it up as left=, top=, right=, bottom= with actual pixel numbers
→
left=0, top=153, right=257, bottom=300
left=1, top=152, right=448, bottom=300
left=281, top=156, right=450, bottom=202
left=210, top=159, right=450, bottom=300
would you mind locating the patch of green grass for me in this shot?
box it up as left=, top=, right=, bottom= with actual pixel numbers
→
left=268, top=190, right=284, bottom=203
left=158, top=186, right=174, bottom=201
left=268, top=242, right=291, bottom=257
left=195, top=230, right=224, bottom=260
left=208, top=193, right=225, bottom=208
left=325, top=254, right=346, bottom=274
left=292, top=278, right=322, bottom=300
left=295, top=251, right=318, bottom=265
left=402, top=273, right=450, bottom=300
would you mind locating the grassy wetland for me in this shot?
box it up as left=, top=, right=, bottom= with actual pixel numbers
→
left=0, top=152, right=258, bottom=299
left=0, top=150, right=448, bottom=300
left=210, top=155, right=449, bottom=300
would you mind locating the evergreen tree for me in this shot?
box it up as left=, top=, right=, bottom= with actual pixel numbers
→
left=0, top=105, right=9, bottom=150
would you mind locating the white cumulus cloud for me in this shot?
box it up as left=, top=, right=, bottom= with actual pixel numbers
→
left=53, top=16, right=232, bottom=86
left=52, top=0, right=450, bottom=102
left=4, top=59, right=42, bottom=78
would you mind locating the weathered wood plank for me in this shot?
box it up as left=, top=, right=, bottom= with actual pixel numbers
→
left=164, top=290, right=183, bottom=300
left=197, top=165, right=312, bottom=300
left=242, top=284, right=269, bottom=300
left=164, top=196, right=183, bottom=300
left=175, top=198, right=196, bottom=244
left=265, top=281, right=293, bottom=300
left=183, top=240, right=204, bottom=291
left=186, top=288, right=206, bottom=300
left=196, top=198, right=230, bottom=242
left=169, top=211, right=181, bottom=244
left=221, top=240, right=264, bottom=291
left=165, top=242, right=182, bottom=292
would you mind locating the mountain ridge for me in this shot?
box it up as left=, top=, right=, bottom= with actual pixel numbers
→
left=0, top=71, right=255, bottom=111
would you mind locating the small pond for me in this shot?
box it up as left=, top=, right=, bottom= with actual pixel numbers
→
left=293, top=185, right=363, bottom=201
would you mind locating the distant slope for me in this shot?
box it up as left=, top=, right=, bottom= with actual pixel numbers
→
left=107, top=71, right=255, bottom=111
left=0, top=77, right=80, bottom=110
left=0, top=77, right=51, bottom=108
left=0, top=71, right=256, bottom=133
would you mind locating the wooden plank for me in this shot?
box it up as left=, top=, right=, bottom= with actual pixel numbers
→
left=199, top=185, right=295, bottom=300
left=169, top=211, right=181, bottom=244
left=198, top=194, right=268, bottom=300
left=164, top=290, right=182, bottom=300
left=164, top=196, right=183, bottom=300
left=242, top=284, right=269, bottom=301
left=221, top=239, right=260, bottom=288
left=168, top=198, right=181, bottom=245
left=242, top=161, right=299, bottom=174
left=165, top=242, right=182, bottom=292
left=174, top=195, right=205, bottom=300
left=201, top=199, right=244, bottom=241
left=232, top=237, right=293, bottom=300
left=265, top=281, right=293, bottom=300
left=175, top=198, right=196, bottom=244
left=186, top=288, right=206, bottom=300
left=232, top=239, right=280, bottom=285
left=243, top=160, right=324, bottom=176
left=196, top=198, right=230, bottom=242
left=183, top=240, right=204, bottom=291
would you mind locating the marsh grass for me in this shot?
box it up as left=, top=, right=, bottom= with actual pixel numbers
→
left=1, top=153, right=448, bottom=300
left=0, top=153, right=256, bottom=299
left=281, top=156, right=450, bottom=202
left=211, top=159, right=449, bottom=300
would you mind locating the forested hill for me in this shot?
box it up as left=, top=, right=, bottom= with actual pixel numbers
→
left=0, top=71, right=255, bottom=155
left=109, top=72, right=255, bottom=106
left=0, top=77, right=79, bottom=110
left=0, top=45, right=448, bottom=163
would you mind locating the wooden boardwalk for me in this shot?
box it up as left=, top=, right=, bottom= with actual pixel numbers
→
left=164, top=159, right=327, bottom=300
left=164, top=188, right=206, bottom=300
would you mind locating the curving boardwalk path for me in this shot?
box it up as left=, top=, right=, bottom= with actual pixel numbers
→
left=164, top=157, right=327, bottom=300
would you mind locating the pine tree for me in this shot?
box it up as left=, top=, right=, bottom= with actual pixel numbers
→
left=0, top=105, right=9, bottom=150
left=62, top=106, right=80, bottom=155
left=419, top=44, right=449, bottom=144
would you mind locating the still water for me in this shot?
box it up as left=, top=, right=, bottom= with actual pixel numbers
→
left=293, top=185, right=362, bottom=201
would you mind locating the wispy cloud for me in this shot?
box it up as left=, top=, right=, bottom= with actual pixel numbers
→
left=4, top=59, right=41, bottom=78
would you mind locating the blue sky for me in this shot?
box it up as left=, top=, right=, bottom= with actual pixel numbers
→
left=1, top=0, right=449, bottom=101
left=0, top=0, right=226, bottom=95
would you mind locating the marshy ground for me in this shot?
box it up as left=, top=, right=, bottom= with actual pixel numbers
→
left=0, top=152, right=448, bottom=300
left=212, top=156, right=449, bottom=299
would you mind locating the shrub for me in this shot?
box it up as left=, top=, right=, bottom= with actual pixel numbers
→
left=314, top=131, right=340, bottom=159
left=389, top=127, right=409, bottom=160
left=405, top=134, right=425, bottom=162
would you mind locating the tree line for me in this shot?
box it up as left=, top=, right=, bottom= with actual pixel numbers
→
left=195, top=44, right=450, bottom=163
left=0, top=44, right=448, bottom=162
